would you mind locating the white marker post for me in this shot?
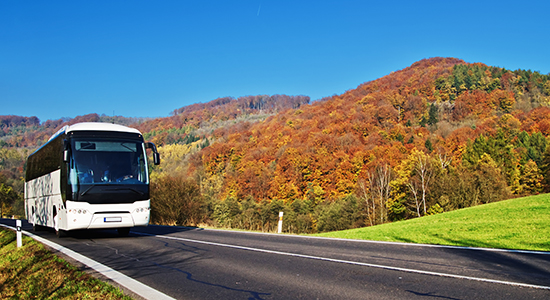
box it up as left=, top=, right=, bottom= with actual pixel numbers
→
left=16, top=220, right=22, bottom=248
left=277, top=211, right=284, bottom=234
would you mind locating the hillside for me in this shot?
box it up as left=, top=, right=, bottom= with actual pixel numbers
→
left=3, top=57, right=550, bottom=235
left=0, top=114, right=148, bottom=149
left=134, top=94, right=310, bottom=146
left=0, top=94, right=310, bottom=149
left=315, top=193, right=550, bottom=252
left=177, top=57, right=550, bottom=232
left=0, top=94, right=309, bottom=217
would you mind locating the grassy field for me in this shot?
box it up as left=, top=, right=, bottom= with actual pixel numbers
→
left=314, top=193, right=550, bottom=252
left=0, top=228, right=133, bottom=299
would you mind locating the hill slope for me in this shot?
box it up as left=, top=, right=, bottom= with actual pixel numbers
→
left=314, top=193, right=550, bottom=251
left=0, top=94, right=309, bottom=216
left=185, top=57, right=550, bottom=222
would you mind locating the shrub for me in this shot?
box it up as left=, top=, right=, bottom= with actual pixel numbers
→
left=150, top=176, right=204, bottom=226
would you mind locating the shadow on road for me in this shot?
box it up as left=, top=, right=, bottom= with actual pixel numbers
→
left=433, top=236, right=550, bottom=287
left=65, top=224, right=201, bottom=239
left=1, top=218, right=202, bottom=240
left=406, top=290, right=462, bottom=300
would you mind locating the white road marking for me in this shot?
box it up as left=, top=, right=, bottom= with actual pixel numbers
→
left=137, top=231, right=550, bottom=291
left=174, top=225, right=550, bottom=256
left=0, top=224, right=175, bottom=300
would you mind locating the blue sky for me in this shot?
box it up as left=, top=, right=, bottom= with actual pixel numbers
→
left=2, top=1, right=549, bottom=122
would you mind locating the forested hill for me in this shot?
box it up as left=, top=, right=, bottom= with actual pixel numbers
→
left=3, top=57, right=550, bottom=233
left=134, top=94, right=310, bottom=145
left=0, top=94, right=310, bottom=149
left=0, top=94, right=310, bottom=216
left=170, top=56, right=550, bottom=231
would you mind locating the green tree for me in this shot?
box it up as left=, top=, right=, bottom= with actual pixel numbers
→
left=519, top=160, right=543, bottom=194
left=516, top=131, right=547, bottom=166
left=425, top=139, right=433, bottom=153
left=427, top=103, right=438, bottom=126
left=0, top=183, right=19, bottom=217
left=463, top=131, right=519, bottom=189
left=315, top=196, right=361, bottom=232
left=472, top=154, right=511, bottom=205
left=540, top=145, right=550, bottom=192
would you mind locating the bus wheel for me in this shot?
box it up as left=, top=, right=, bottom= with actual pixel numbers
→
left=117, top=227, right=131, bottom=237
left=33, top=223, right=42, bottom=231
left=56, top=229, right=67, bottom=238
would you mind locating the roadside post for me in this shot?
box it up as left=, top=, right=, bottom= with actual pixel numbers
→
left=277, top=211, right=284, bottom=233
left=16, top=220, right=22, bottom=248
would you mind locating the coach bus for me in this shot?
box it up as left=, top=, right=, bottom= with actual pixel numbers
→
left=25, top=122, right=160, bottom=237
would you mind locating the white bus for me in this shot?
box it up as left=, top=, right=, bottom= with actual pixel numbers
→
left=25, top=122, right=160, bottom=237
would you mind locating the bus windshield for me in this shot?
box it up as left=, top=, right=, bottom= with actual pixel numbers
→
left=69, top=139, right=148, bottom=187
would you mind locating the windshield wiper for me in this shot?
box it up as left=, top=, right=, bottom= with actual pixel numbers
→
left=120, top=142, right=136, bottom=152
left=80, top=184, right=98, bottom=196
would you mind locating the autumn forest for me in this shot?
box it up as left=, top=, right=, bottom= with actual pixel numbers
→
left=2, top=57, right=550, bottom=233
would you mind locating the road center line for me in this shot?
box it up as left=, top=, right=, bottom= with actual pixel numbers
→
left=138, top=232, right=550, bottom=291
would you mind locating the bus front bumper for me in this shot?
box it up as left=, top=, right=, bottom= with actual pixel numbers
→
left=65, top=201, right=150, bottom=230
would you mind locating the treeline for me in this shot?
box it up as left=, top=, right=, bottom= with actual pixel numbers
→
left=136, top=94, right=310, bottom=146
left=0, top=115, right=40, bottom=128
left=148, top=57, right=550, bottom=233
left=0, top=113, right=148, bottom=148
left=170, top=94, right=310, bottom=116
left=150, top=176, right=364, bottom=233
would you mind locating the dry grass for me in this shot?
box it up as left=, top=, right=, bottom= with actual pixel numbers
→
left=0, top=228, right=133, bottom=299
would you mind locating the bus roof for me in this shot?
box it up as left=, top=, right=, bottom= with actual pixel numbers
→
left=49, top=122, right=142, bottom=141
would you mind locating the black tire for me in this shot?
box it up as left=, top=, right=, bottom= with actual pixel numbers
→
left=117, top=227, right=131, bottom=236
left=56, top=229, right=67, bottom=238
left=33, top=223, right=43, bottom=231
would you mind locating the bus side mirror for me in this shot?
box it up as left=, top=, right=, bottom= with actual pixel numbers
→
left=63, top=150, right=70, bottom=162
left=63, top=140, right=70, bottom=162
left=153, top=152, right=160, bottom=165
left=146, top=142, right=160, bottom=165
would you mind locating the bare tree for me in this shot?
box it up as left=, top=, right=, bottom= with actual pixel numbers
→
left=357, top=178, right=374, bottom=226
left=414, top=151, right=433, bottom=215
left=376, top=164, right=393, bottom=223
left=357, top=163, right=393, bottom=225
left=437, top=151, right=452, bottom=170
left=406, top=179, right=421, bottom=217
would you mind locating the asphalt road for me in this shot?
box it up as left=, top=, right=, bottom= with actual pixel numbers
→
left=2, top=218, right=550, bottom=299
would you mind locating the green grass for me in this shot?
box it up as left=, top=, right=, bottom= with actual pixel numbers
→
left=313, top=193, right=550, bottom=252
left=0, top=228, right=134, bottom=299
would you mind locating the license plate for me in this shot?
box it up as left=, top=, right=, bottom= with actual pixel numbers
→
left=104, top=217, right=122, bottom=222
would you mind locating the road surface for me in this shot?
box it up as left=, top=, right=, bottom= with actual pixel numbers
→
left=1, top=219, right=549, bottom=299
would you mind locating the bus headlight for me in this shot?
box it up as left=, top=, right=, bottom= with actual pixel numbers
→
left=134, top=207, right=149, bottom=213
